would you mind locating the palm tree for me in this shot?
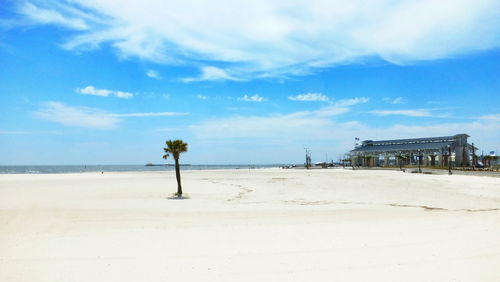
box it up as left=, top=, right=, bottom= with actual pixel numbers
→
left=483, top=155, right=498, bottom=168
left=163, top=139, right=188, bottom=196
left=396, top=154, right=404, bottom=170
left=396, top=154, right=410, bottom=170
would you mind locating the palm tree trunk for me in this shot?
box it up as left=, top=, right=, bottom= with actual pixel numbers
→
left=174, top=158, right=182, bottom=195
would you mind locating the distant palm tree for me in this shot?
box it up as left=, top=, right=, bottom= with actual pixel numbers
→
left=396, top=154, right=404, bottom=170
left=163, top=139, right=188, bottom=196
left=483, top=155, right=498, bottom=168
left=396, top=154, right=410, bottom=170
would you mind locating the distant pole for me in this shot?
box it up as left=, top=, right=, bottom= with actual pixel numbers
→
left=448, top=145, right=452, bottom=175
left=472, top=142, right=475, bottom=171
left=418, top=149, right=422, bottom=173
left=304, top=147, right=311, bottom=169
left=462, top=145, right=466, bottom=168
left=307, top=149, right=312, bottom=167
left=304, top=147, right=308, bottom=169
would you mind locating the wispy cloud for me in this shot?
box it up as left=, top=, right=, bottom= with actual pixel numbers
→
left=288, top=93, right=329, bottom=102
left=155, top=127, right=183, bottom=132
left=334, top=97, right=369, bottom=107
left=476, top=113, right=500, bottom=121
left=0, top=130, right=31, bottom=135
left=35, top=102, right=188, bottom=129
left=191, top=96, right=368, bottom=140
left=182, top=66, right=242, bottom=82
left=19, top=2, right=88, bottom=30
left=14, top=1, right=500, bottom=80
left=369, top=108, right=454, bottom=119
left=35, top=102, right=120, bottom=129
left=190, top=108, right=500, bottom=163
left=314, top=97, right=369, bottom=117
left=0, top=130, right=60, bottom=135
left=76, top=86, right=133, bottom=99
left=146, top=69, right=162, bottom=79
left=427, top=100, right=448, bottom=105
left=195, top=94, right=233, bottom=101
left=383, top=97, right=406, bottom=104
left=369, top=109, right=433, bottom=117
left=110, top=112, right=188, bottom=117
left=191, top=113, right=331, bottom=141
left=238, top=94, right=266, bottom=102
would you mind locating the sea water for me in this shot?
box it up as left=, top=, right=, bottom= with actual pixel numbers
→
left=0, top=164, right=280, bottom=174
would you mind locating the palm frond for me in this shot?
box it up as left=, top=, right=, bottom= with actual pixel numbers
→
left=163, top=139, right=188, bottom=159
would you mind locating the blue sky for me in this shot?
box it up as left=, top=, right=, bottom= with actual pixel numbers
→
left=1, top=0, right=499, bottom=165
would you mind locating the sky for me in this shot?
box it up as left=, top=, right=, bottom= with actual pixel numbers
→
left=1, top=0, right=499, bottom=165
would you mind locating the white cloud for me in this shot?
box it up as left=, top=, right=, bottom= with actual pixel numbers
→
left=15, top=0, right=500, bottom=79
left=313, top=97, right=369, bottom=117
left=189, top=108, right=500, bottom=163
left=288, top=93, right=329, bottom=102
left=0, top=130, right=31, bottom=135
left=191, top=96, right=369, bottom=140
left=76, top=86, right=133, bottom=99
left=369, top=109, right=433, bottom=117
left=146, top=69, right=161, bottom=79
left=19, top=2, right=88, bottom=30
left=383, top=97, right=406, bottom=104
left=0, top=130, right=60, bottom=135
left=191, top=113, right=331, bottom=141
left=35, top=102, right=188, bottom=129
left=238, top=94, right=266, bottom=102
left=476, top=113, right=500, bottom=121
left=359, top=120, right=500, bottom=152
left=155, top=127, right=183, bottom=132
left=110, top=112, right=188, bottom=117
left=182, top=66, right=242, bottom=82
left=35, top=102, right=120, bottom=129
left=113, top=91, right=132, bottom=99
left=196, top=94, right=208, bottom=100
left=313, top=106, right=350, bottom=117
left=334, top=97, right=370, bottom=107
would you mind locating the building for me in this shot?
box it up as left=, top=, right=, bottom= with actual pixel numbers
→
left=350, top=134, right=476, bottom=167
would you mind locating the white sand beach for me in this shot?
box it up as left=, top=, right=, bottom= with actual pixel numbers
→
left=1, top=168, right=500, bottom=281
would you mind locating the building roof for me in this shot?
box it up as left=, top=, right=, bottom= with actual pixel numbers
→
left=350, top=134, right=469, bottom=154
left=350, top=141, right=453, bottom=153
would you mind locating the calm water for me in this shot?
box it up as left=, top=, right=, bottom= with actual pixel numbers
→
left=0, top=164, right=281, bottom=174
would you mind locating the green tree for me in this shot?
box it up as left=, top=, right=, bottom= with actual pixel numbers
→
left=483, top=155, right=498, bottom=168
left=396, top=154, right=405, bottom=170
left=163, top=140, right=188, bottom=196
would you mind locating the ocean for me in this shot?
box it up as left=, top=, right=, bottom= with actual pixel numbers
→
left=0, top=164, right=281, bottom=174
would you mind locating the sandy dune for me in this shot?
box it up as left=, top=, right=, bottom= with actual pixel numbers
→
left=1, top=168, right=499, bottom=281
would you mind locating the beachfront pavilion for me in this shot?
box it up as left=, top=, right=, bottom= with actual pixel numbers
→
left=349, top=134, right=476, bottom=168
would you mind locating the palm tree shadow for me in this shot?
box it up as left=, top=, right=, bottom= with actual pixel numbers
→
left=166, top=194, right=190, bottom=200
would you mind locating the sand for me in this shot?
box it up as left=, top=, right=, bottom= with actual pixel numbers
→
left=1, top=168, right=499, bottom=281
